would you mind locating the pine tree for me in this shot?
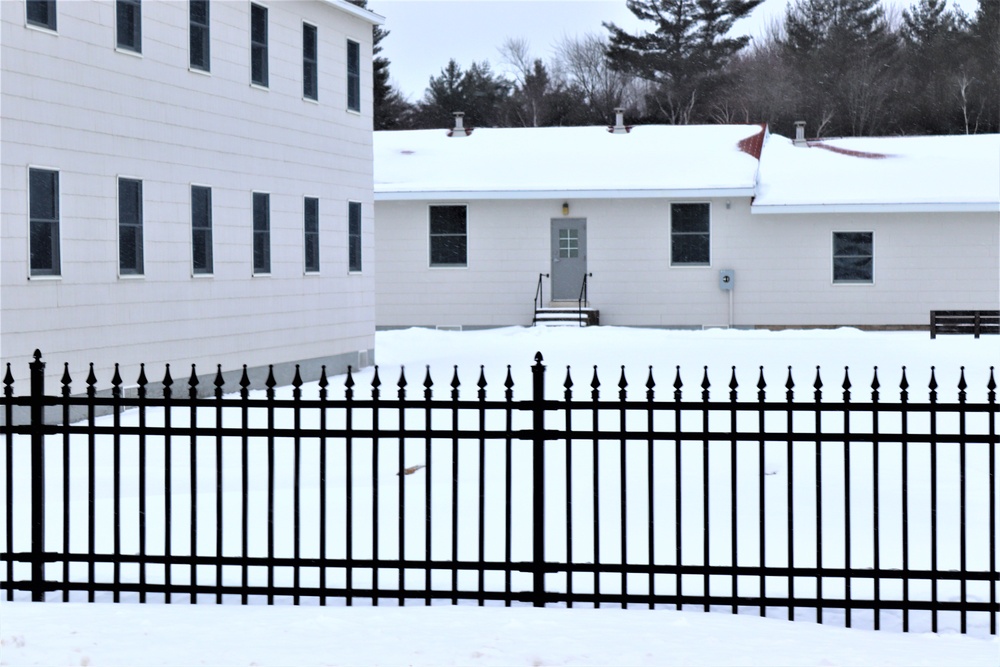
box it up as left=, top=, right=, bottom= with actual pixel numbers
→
left=347, top=0, right=410, bottom=130
left=412, top=60, right=512, bottom=129
left=603, top=0, right=764, bottom=123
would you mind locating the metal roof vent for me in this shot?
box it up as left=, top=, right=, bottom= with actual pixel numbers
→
left=608, top=107, right=631, bottom=134
left=448, top=111, right=472, bottom=137
left=793, top=120, right=808, bottom=146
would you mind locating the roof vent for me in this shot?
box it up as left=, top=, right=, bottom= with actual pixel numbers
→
left=448, top=111, right=472, bottom=137
left=608, top=107, right=631, bottom=134
left=793, top=121, right=807, bottom=147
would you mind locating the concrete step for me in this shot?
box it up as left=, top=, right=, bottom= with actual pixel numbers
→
left=533, top=307, right=600, bottom=327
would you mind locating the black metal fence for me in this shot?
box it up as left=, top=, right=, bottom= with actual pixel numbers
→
left=1, top=350, right=997, bottom=635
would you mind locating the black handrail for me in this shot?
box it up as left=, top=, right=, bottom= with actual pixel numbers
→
left=578, top=272, right=592, bottom=327
left=532, top=273, right=549, bottom=326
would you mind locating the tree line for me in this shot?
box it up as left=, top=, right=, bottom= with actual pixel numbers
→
left=359, top=0, right=998, bottom=137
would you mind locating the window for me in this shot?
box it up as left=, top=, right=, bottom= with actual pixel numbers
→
left=558, top=228, right=579, bottom=258
left=304, top=197, right=319, bottom=272
left=189, top=0, right=209, bottom=71
left=429, top=205, right=466, bottom=267
left=253, top=192, right=270, bottom=274
left=833, top=232, right=873, bottom=283
left=191, top=185, right=213, bottom=274
left=303, top=23, right=318, bottom=100
left=116, top=0, right=141, bottom=53
left=118, top=178, right=143, bottom=275
left=250, top=4, right=267, bottom=86
left=670, top=203, right=710, bottom=266
left=346, top=39, right=360, bottom=111
left=29, top=168, right=60, bottom=276
left=26, top=0, right=56, bottom=30
left=348, top=201, right=361, bottom=272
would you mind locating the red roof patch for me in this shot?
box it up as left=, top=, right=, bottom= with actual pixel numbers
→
left=809, top=142, right=890, bottom=159
left=737, top=123, right=767, bottom=160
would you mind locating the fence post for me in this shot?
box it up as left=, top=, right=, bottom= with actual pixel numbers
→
left=29, top=350, right=46, bottom=602
left=531, top=352, right=546, bottom=607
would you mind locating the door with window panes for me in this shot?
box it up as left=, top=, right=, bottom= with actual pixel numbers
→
left=551, top=219, right=587, bottom=301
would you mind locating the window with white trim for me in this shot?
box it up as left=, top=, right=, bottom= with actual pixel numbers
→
left=348, top=201, right=362, bottom=272
left=253, top=192, right=270, bottom=274
left=29, top=168, right=60, bottom=276
left=26, top=0, right=56, bottom=30
left=429, top=205, right=466, bottom=267
left=189, top=0, right=210, bottom=71
left=346, top=39, right=360, bottom=111
left=303, top=23, right=318, bottom=100
left=304, top=197, right=320, bottom=273
left=116, top=0, right=141, bottom=53
left=832, top=232, right=873, bottom=283
left=118, top=177, right=143, bottom=275
left=670, top=203, right=710, bottom=266
left=191, top=185, right=213, bottom=274
left=250, top=3, right=268, bottom=86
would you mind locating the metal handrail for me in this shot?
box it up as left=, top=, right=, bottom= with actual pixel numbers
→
left=578, top=273, right=592, bottom=327
left=532, top=273, right=549, bottom=326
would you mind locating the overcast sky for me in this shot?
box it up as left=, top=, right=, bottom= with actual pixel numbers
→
left=368, top=0, right=981, bottom=101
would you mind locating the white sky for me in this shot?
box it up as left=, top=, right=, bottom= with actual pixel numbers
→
left=369, top=0, right=982, bottom=101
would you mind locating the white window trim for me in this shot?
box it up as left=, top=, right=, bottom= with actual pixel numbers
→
left=831, top=230, right=876, bottom=286
left=347, top=200, right=363, bottom=274
left=669, top=201, right=712, bottom=268
left=188, top=0, right=210, bottom=74
left=24, top=0, right=58, bottom=34
left=251, top=190, right=271, bottom=277
left=303, top=194, right=321, bottom=275
left=26, top=164, right=62, bottom=281
left=190, top=182, right=214, bottom=278
left=346, top=37, right=361, bottom=113
left=302, top=20, right=319, bottom=103
left=427, top=203, right=469, bottom=269
left=114, top=0, right=142, bottom=56
left=249, top=2, right=269, bottom=89
left=116, top=175, right=145, bottom=279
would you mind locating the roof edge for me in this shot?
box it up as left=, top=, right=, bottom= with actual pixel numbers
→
left=751, top=202, right=1000, bottom=214
left=321, top=0, right=385, bottom=25
left=376, top=188, right=757, bottom=201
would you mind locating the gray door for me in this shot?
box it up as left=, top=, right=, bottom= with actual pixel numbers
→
left=551, top=218, right=587, bottom=301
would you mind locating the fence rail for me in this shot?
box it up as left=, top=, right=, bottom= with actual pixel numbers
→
left=1, top=350, right=997, bottom=635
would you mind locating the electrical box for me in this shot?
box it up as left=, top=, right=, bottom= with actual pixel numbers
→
left=719, top=269, right=735, bottom=291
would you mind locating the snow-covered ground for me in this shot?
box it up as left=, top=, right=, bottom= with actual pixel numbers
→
left=2, top=326, right=997, bottom=666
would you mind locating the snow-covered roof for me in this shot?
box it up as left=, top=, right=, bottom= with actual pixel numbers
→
left=752, top=133, right=1000, bottom=214
left=374, top=124, right=766, bottom=200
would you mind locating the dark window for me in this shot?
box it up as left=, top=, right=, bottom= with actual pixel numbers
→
left=29, top=168, right=60, bottom=276
left=253, top=192, right=270, bottom=274
left=191, top=186, right=213, bottom=274
left=26, top=0, right=56, bottom=30
left=348, top=201, right=361, bottom=272
left=118, top=178, right=143, bottom=275
left=670, top=203, right=710, bottom=266
left=833, top=232, right=873, bottom=283
left=250, top=4, right=267, bottom=86
left=347, top=39, right=360, bottom=111
left=303, top=23, right=318, bottom=100
left=429, top=205, right=466, bottom=267
left=116, top=0, right=141, bottom=53
left=189, top=0, right=210, bottom=71
left=304, top=197, right=320, bottom=272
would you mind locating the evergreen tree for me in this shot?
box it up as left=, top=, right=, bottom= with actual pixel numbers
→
left=779, top=0, right=899, bottom=135
left=603, top=0, right=764, bottom=123
left=347, top=0, right=411, bottom=130
left=412, top=59, right=512, bottom=129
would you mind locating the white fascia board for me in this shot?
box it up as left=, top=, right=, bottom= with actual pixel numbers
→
left=321, top=0, right=385, bottom=25
left=376, top=188, right=756, bottom=202
left=751, top=202, right=1000, bottom=215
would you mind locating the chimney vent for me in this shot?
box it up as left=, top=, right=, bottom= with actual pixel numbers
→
left=608, top=107, right=630, bottom=134
left=448, top=111, right=472, bottom=137
left=793, top=121, right=807, bottom=146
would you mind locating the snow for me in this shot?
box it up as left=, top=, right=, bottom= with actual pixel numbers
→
left=374, top=125, right=763, bottom=198
left=752, top=133, right=1000, bottom=212
left=2, top=326, right=998, bottom=666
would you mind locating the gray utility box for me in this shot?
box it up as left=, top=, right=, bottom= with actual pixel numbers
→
left=719, top=269, right=735, bottom=291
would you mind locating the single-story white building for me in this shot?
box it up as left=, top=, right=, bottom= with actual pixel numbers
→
left=2, top=0, right=383, bottom=395
left=373, top=116, right=999, bottom=329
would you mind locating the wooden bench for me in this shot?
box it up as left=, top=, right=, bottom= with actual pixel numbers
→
left=930, top=310, right=1000, bottom=339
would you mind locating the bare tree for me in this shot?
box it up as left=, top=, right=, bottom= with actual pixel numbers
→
left=554, top=33, right=642, bottom=122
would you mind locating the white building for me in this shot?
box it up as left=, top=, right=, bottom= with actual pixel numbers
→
left=1, top=0, right=383, bottom=393
left=374, top=118, right=999, bottom=330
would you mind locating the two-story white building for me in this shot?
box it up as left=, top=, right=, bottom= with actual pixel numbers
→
left=2, top=0, right=382, bottom=393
